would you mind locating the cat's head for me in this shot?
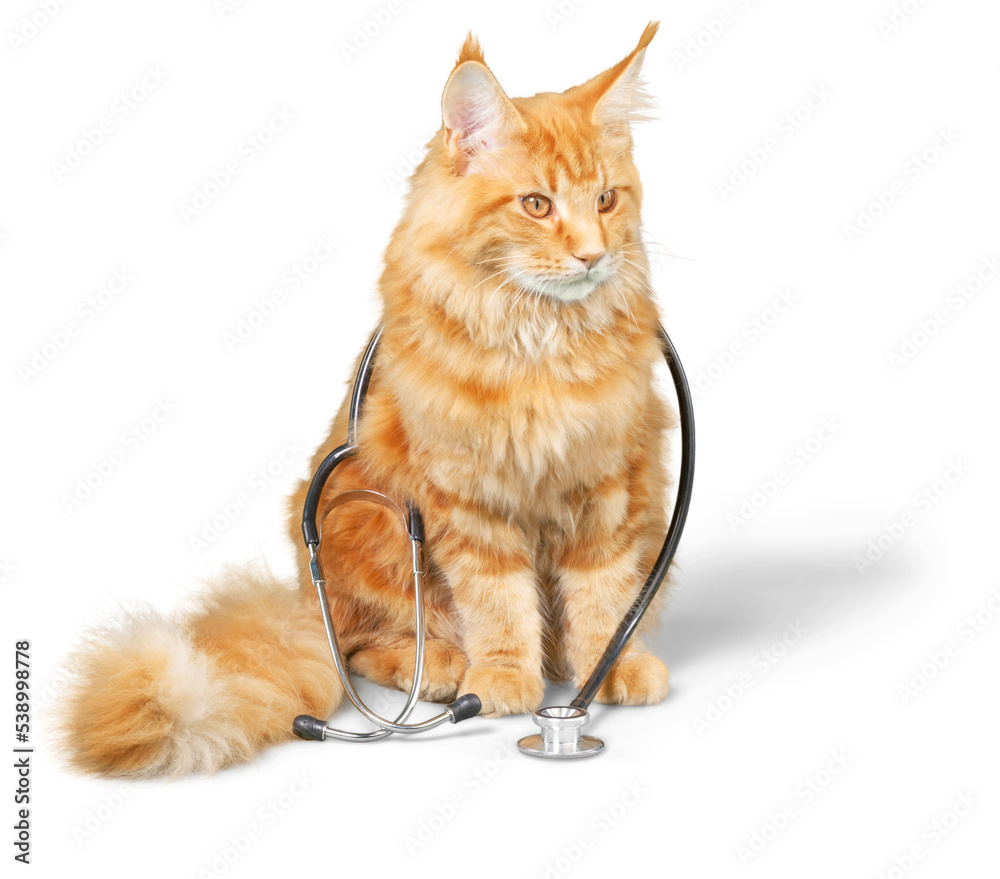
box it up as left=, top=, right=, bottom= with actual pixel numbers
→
left=388, top=24, right=659, bottom=337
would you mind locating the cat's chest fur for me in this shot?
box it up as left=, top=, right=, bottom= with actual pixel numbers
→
left=386, top=327, right=654, bottom=520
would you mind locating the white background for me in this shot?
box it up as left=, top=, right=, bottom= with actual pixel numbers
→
left=2, top=0, right=998, bottom=876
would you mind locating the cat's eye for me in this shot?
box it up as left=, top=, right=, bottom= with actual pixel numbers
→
left=597, top=189, right=617, bottom=213
left=521, top=193, right=552, bottom=218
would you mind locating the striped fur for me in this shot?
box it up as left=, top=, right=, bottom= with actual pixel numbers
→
left=63, top=23, right=672, bottom=778
left=289, top=21, right=672, bottom=717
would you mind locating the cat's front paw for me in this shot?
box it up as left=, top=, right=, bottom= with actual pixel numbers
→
left=593, top=653, right=669, bottom=705
left=460, top=665, right=544, bottom=718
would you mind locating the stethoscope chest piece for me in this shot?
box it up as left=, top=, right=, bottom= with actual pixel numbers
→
left=517, top=706, right=604, bottom=759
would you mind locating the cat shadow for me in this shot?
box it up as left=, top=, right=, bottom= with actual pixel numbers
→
left=649, top=542, right=923, bottom=672
left=313, top=542, right=922, bottom=734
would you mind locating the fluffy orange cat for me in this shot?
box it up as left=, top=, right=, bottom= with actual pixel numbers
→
left=64, top=22, right=675, bottom=777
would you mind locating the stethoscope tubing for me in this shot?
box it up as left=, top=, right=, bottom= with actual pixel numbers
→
left=299, top=318, right=694, bottom=738
left=570, top=325, right=695, bottom=709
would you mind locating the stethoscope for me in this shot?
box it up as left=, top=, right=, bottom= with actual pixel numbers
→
left=292, top=321, right=695, bottom=758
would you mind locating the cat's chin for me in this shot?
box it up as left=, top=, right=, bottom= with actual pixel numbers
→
left=521, top=273, right=605, bottom=303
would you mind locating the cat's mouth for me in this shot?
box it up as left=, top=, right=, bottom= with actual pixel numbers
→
left=518, top=265, right=612, bottom=303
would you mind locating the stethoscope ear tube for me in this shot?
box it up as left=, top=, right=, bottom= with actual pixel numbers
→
left=301, top=323, right=385, bottom=549
left=301, top=443, right=353, bottom=549
left=569, top=325, right=695, bottom=709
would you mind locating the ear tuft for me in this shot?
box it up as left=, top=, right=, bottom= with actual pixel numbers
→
left=635, top=20, right=660, bottom=53
left=454, top=31, right=486, bottom=69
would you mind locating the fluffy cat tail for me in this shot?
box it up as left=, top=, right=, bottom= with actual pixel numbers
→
left=60, top=564, right=342, bottom=778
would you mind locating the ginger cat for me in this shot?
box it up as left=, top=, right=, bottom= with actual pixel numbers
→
left=64, top=22, right=674, bottom=777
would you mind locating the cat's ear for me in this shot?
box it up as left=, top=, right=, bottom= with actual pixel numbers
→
left=441, top=33, right=523, bottom=174
left=585, top=21, right=659, bottom=141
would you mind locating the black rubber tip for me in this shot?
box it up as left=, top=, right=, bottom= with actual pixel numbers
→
left=293, top=715, right=328, bottom=741
left=407, top=503, right=425, bottom=543
left=447, top=693, right=482, bottom=723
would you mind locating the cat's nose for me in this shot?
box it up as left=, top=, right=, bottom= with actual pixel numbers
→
left=573, top=251, right=604, bottom=270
